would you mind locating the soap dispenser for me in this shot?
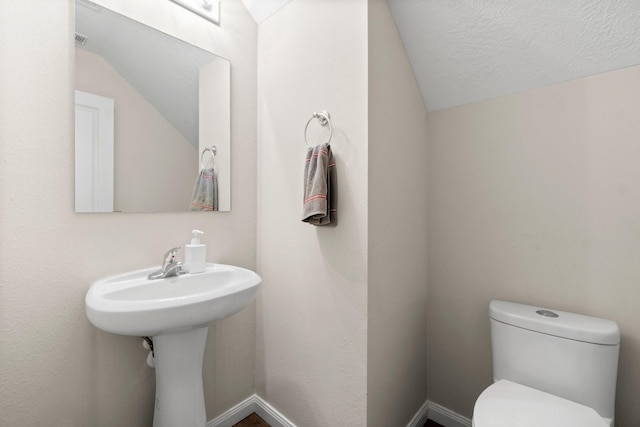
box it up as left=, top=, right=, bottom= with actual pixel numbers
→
left=184, top=230, right=206, bottom=274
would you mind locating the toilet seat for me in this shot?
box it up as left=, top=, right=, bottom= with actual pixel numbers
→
left=472, top=380, right=608, bottom=427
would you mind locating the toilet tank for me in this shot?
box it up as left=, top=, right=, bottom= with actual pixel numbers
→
left=490, top=300, right=620, bottom=420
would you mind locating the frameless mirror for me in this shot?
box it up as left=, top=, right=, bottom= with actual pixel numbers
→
left=74, top=0, right=230, bottom=212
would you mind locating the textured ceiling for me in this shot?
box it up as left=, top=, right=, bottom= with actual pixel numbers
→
left=241, top=0, right=640, bottom=111
left=388, top=0, right=640, bottom=111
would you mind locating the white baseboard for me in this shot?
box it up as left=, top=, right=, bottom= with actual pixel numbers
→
left=425, top=401, right=472, bottom=427
left=252, top=396, right=297, bottom=427
left=207, top=395, right=256, bottom=427
left=406, top=400, right=430, bottom=427
left=208, top=395, right=470, bottom=427
left=207, top=394, right=296, bottom=427
left=406, top=399, right=472, bottom=427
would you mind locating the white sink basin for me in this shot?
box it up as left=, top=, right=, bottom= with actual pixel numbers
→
left=86, top=262, right=261, bottom=427
left=86, top=263, right=261, bottom=336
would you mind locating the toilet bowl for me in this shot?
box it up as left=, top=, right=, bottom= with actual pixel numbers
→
left=473, top=380, right=609, bottom=427
left=472, top=300, right=620, bottom=427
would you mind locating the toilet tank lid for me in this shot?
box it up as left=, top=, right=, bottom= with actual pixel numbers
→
left=490, top=300, right=620, bottom=345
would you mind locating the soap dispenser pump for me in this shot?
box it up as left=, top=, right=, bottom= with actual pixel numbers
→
left=184, top=230, right=206, bottom=273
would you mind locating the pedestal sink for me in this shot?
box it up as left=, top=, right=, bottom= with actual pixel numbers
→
left=85, top=263, right=261, bottom=427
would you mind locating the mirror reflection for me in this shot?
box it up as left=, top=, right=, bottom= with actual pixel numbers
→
left=74, top=0, right=230, bottom=213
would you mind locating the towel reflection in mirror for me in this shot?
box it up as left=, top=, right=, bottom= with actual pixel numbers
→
left=190, top=146, right=218, bottom=211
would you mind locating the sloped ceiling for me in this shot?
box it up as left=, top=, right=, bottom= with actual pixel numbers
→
left=387, top=0, right=640, bottom=111
left=76, top=0, right=219, bottom=146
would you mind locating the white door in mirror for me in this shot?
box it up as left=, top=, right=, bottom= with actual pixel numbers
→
left=74, top=90, right=114, bottom=213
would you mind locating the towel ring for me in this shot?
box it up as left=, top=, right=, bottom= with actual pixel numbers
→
left=304, top=111, right=332, bottom=147
left=200, top=146, right=216, bottom=169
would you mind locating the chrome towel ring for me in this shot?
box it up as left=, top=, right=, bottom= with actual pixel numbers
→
left=304, top=111, right=332, bottom=147
left=200, top=145, right=216, bottom=169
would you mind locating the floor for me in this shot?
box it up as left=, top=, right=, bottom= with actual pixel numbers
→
left=233, top=413, right=270, bottom=427
left=232, top=412, right=445, bottom=427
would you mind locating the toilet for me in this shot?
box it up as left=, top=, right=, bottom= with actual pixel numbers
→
left=472, top=300, right=620, bottom=427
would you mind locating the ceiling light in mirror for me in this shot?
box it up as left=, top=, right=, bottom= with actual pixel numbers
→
left=170, top=0, right=220, bottom=25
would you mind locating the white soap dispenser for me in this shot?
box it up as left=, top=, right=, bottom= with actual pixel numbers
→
left=184, top=230, right=206, bottom=274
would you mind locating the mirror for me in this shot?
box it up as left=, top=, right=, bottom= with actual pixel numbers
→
left=74, top=0, right=230, bottom=212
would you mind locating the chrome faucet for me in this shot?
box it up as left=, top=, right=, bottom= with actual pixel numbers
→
left=148, top=247, right=186, bottom=280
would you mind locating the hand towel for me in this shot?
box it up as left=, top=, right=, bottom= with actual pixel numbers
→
left=190, top=168, right=218, bottom=211
left=302, top=143, right=337, bottom=225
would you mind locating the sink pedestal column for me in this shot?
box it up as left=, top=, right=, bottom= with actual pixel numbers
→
left=152, top=326, right=209, bottom=427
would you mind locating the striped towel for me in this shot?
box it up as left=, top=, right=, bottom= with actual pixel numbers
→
left=302, top=143, right=337, bottom=226
left=190, top=168, right=218, bottom=211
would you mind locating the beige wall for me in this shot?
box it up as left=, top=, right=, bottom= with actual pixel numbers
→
left=427, top=64, right=640, bottom=425
left=256, top=0, right=369, bottom=425
left=367, top=0, right=429, bottom=426
left=0, top=0, right=257, bottom=425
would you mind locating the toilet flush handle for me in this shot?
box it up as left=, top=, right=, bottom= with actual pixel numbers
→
left=536, top=309, right=559, bottom=318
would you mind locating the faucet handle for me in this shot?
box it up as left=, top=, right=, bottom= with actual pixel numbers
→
left=147, top=247, right=183, bottom=280
left=162, top=247, right=181, bottom=268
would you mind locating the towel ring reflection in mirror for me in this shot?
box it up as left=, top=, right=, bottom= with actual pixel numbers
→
left=200, top=146, right=216, bottom=170
left=304, top=111, right=332, bottom=147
